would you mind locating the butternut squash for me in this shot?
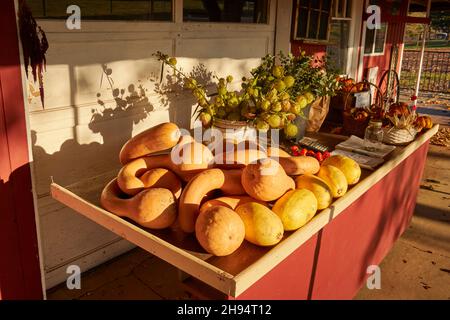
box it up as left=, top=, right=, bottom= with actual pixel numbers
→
left=117, top=163, right=182, bottom=197
left=119, top=122, right=181, bottom=165
left=266, top=146, right=290, bottom=158
left=277, top=156, right=320, bottom=176
left=117, top=144, right=212, bottom=189
left=241, top=158, right=295, bottom=201
left=200, top=196, right=267, bottom=213
left=139, top=168, right=182, bottom=198
left=213, top=141, right=267, bottom=169
left=100, top=178, right=177, bottom=229
left=178, top=168, right=246, bottom=233
left=170, top=136, right=214, bottom=180
left=195, top=206, right=245, bottom=256
left=219, top=169, right=246, bottom=196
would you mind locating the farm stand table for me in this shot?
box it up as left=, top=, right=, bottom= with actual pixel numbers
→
left=50, top=125, right=438, bottom=300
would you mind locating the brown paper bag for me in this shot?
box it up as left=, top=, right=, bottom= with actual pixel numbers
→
left=306, top=96, right=331, bottom=132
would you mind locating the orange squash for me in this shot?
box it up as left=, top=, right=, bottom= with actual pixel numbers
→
left=277, top=156, right=320, bottom=176
left=119, top=122, right=181, bottom=165
left=100, top=178, right=177, bottom=229
left=178, top=168, right=246, bottom=233
left=195, top=206, right=245, bottom=256
left=213, top=141, right=266, bottom=169
left=117, top=164, right=182, bottom=197
left=415, top=115, right=433, bottom=131
left=241, top=158, right=295, bottom=201
left=219, top=169, right=246, bottom=195
left=139, top=168, right=182, bottom=198
left=200, top=195, right=267, bottom=213
left=170, top=136, right=214, bottom=180
left=266, top=146, right=291, bottom=158
left=117, top=143, right=212, bottom=187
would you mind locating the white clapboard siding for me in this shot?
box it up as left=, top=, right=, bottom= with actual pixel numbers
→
left=29, top=2, right=278, bottom=289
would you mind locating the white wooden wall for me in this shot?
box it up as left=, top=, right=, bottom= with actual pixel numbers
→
left=27, top=0, right=291, bottom=289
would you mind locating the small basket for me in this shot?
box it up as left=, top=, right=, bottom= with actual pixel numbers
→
left=343, top=111, right=371, bottom=137
left=342, top=81, right=384, bottom=138
left=383, top=127, right=417, bottom=145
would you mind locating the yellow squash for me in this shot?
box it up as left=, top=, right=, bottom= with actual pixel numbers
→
left=317, top=165, right=348, bottom=198
left=322, top=155, right=361, bottom=185
left=272, top=189, right=318, bottom=231
left=235, top=202, right=284, bottom=246
left=295, top=174, right=332, bottom=210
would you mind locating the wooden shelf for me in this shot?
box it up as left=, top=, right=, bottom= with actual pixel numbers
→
left=50, top=125, right=438, bottom=298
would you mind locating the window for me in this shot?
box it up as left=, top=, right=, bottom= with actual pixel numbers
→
left=367, top=0, right=401, bottom=16
left=364, top=22, right=387, bottom=55
left=408, top=0, right=429, bottom=18
left=293, top=0, right=333, bottom=41
left=183, top=0, right=268, bottom=23
left=326, top=0, right=352, bottom=73
left=388, top=0, right=402, bottom=15
left=27, top=0, right=172, bottom=21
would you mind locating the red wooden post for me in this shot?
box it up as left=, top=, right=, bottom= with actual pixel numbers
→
left=0, top=0, right=43, bottom=300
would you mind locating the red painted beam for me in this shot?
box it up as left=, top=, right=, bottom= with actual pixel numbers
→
left=0, top=0, right=43, bottom=300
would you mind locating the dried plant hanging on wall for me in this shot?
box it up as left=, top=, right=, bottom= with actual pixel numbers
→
left=18, top=0, right=48, bottom=108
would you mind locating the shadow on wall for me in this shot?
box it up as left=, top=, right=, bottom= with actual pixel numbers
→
left=31, top=62, right=216, bottom=193
left=152, top=62, right=215, bottom=129
left=32, top=63, right=156, bottom=192
left=89, top=64, right=154, bottom=148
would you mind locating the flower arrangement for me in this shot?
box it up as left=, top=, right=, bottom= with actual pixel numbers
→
left=154, top=51, right=341, bottom=138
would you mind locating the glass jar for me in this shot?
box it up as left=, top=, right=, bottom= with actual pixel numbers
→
left=364, top=120, right=384, bottom=150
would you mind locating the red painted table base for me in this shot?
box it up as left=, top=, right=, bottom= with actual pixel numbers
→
left=225, top=142, right=429, bottom=300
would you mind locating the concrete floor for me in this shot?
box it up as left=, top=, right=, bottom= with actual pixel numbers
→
left=47, top=118, right=450, bottom=300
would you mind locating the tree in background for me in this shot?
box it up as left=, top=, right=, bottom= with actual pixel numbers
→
left=430, top=10, right=450, bottom=37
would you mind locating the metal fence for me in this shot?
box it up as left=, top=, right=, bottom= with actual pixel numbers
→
left=400, top=50, right=450, bottom=93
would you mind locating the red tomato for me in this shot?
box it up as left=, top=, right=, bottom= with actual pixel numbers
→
left=290, top=145, right=299, bottom=152
left=306, top=150, right=316, bottom=157
left=323, top=151, right=331, bottom=159
left=315, top=152, right=323, bottom=162
left=300, top=148, right=308, bottom=156
left=292, top=150, right=300, bottom=156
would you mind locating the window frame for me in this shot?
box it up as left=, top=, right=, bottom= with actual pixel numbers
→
left=28, top=0, right=176, bottom=23
left=182, top=0, right=270, bottom=25
left=29, top=0, right=272, bottom=26
left=292, top=0, right=334, bottom=44
left=362, top=21, right=388, bottom=56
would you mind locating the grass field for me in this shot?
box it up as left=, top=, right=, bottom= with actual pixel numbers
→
left=405, top=40, right=450, bottom=51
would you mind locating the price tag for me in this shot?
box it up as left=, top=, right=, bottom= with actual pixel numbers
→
left=354, top=91, right=371, bottom=108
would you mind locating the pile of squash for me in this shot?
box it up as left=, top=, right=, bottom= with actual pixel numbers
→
left=100, top=122, right=361, bottom=256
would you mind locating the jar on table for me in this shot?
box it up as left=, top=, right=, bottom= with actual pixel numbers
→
left=364, top=120, right=384, bottom=151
